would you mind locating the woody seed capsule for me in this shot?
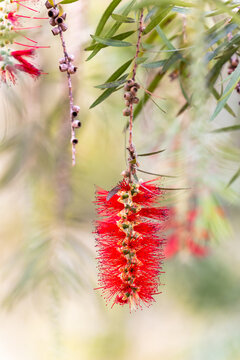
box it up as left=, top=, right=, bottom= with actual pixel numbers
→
left=59, top=57, right=66, bottom=64
left=126, top=79, right=135, bottom=87
left=48, top=8, right=59, bottom=18
left=124, top=92, right=132, bottom=101
left=68, top=54, right=75, bottom=62
left=45, top=0, right=53, bottom=9
left=59, top=63, right=68, bottom=72
left=132, top=97, right=139, bottom=104
left=130, top=86, right=138, bottom=95
left=72, top=120, right=81, bottom=128
left=72, top=105, right=80, bottom=116
left=52, top=27, right=61, bottom=36
left=56, top=16, right=64, bottom=24
left=72, top=138, right=78, bottom=144
left=123, top=108, right=131, bottom=116
left=49, top=18, right=56, bottom=26
left=68, top=65, right=77, bottom=74
left=60, top=23, right=68, bottom=32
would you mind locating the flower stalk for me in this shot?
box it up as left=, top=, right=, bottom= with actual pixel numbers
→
left=46, top=0, right=80, bottom=166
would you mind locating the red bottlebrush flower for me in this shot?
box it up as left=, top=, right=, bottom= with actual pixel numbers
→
left=95, top=179, right=169, bottom=310
left=11, top=49, right=41, bottom=78
left=164, top=207, right=209, bottom=259
left=0, top=0, right=47, bottom=84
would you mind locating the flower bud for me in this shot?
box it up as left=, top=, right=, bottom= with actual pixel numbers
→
left=72, top=105, right=80, bottom=116
left=48, top=8, right=59, bottom=18
left=123, top=108, right=131, bottom=116
left=59, top=63, right=68, bottom=72
left=72, top=120, right=81, bottom=128
left=60, top=22, right=68, bottom=32
left=52, top=27, right=61, bottom=36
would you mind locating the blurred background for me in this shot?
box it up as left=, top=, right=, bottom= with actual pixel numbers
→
left=0, top=0, right=240, bottom=359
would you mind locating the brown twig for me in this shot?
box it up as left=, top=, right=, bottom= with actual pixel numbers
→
left=46, top=0, right=80, bottom=166
left=123, top=9, right=144, bottom=184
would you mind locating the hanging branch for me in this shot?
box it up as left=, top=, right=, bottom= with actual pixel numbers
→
left=45, top=0, right=81, bottom=166
left=122, top=9, right=144, bottom=183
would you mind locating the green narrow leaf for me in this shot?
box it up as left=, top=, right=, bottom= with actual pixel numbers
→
left=91, top=35, right=132, bottom=47
left=138, top=149, right=165, bottom=156
left=227, top=167, right=240, bottom=187
left=60, top=0, right=79, bottom=3
left=137, top=169, right=176, bottom=177
left=143, top=7, right=172, bottom=35
left=106, top=59, right=133, bottom=83
left=210, top=63, right=240, bottom=121
left=212, top=125, right=240, bottom=133
left=91, top=0, right=122, bottom=43
left=111, top=13, right=135, bottom=23
left=142, top=59, right=166, bottom=68
left=211, top=87, right=236, bottom=118
left=85, top=31, right=135, bottom=51
left=95, top=74, right=128, bottom=89
left=91, top=59, right=133, bottom=106
left=87, top=0, right=136, bottom=61
left=90, top=87, right=121, bottom=109
left=156, top=24, right=175, bottom=50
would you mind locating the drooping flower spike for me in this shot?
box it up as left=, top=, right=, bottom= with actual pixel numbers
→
left=0, top=0, right=48, bottom=84
left=95, top=179, right=169, bottom=310
left=95, top=9, right=171, bottom=310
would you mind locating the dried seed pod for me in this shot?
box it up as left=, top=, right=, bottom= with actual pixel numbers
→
left=124, top=92, right=132, bottom=101
left=59, top=63, right=68, bottom=72
left=61, top=13, right=67, bottom=20
left=126, top=79, right=135, bottom=88
left=133, top=82, right=140, bottom=89
left=56, top=16, right=64, bottom=24
left=49, top=17, right=56, bottom=26
left=45, top=0, right=53, bottom=9
left=123, top=108, right=131, bottom=116
left=132, top=97, right=139, bottom=104
left=72, top=120, right=81, bottom=128
left=231, top=58, right=239, bottom=67
left=68, top=54, right=75, bottom=62
left=52, top=27, right=61, bottom=36
left=130, top=86, right=138, bottom=95
left=71, top=138, right=78, bottom=144
left=125, top=100, right=130, bottom=106
left=48, top=8, right=59, bottom=18
left=59, top=57, right=66, bottom=64
left=72, top=105, right=80, bottom=116
left=68, top=65, right=77, bottom=74
left=60, top=22, right=68, bottom=32
left=124, top=83, right=131, bottom=91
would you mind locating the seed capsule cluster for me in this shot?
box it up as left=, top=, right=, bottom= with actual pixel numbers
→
left=46, top=0, right=81, bottom=161
left=123, top=79, right=140, bottom=116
